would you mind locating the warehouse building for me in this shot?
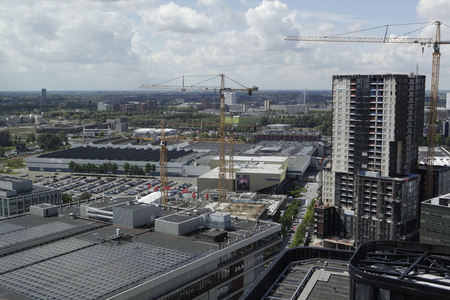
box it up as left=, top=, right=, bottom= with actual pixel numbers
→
left=198, top=156, right=289, bottom=193
left=0, top=200, right=282, bottom=300
left=0, top=175, right=61, bottom=218
left=26, top=147, right=199, bottom=175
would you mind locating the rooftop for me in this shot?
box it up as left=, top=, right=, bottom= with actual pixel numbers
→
left=36, top=147, right=194, bottom=162
left=0, top=203, right=279, bottom=300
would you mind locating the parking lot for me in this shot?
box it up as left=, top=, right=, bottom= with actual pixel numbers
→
left=34, top=173, right=197, bottom=204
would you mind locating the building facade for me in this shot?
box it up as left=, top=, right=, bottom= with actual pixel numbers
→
left=318, top=74, right=425, bottom=248
left=224, top=92, right=236, bottom=106
left=0, top=175, right=61, bottom=218
left=41, top=88, right=46, bottom=105
left=420, top=192, right=450, bottom=246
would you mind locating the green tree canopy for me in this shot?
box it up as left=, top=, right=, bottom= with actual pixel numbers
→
left=36, top=133, right=61, bottom=151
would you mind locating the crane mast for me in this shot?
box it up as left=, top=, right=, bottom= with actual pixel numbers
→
left=140, top=75, right=258, bottom=203
left=286, top=21, right=449, bottom=199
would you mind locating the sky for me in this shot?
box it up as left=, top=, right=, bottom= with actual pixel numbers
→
left=1, top=0, right=450, bottom=91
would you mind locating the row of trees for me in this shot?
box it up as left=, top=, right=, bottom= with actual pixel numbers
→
left=290, top=199, right=316, bottom=248
left=123, top=162, right=156, bottom=176
left=68, top=161, right=157, bottom=175
left=69, top=161, right=119, bottom=174
left=278, top=199, right=300, bottom=235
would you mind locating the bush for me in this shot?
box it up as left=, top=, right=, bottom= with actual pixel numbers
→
left=7, top=159, right=25, bottom=169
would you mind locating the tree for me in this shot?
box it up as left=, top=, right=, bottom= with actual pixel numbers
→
left=26, top=132, right=36, bottom=143
left=62, top=193, right=72, bottom=203
left=145, top=163, right=152, bottom=174
left=0, top=146, right=4, bottom=157
left=131, top=164, right=139, bottom=175
left=68, top=161, right=76, bottom=173
left=30, top=117, right=35, bottom=124
left=99, top=131, right=105, bottom=138
left=79, top=192, right=91, bottom=201
left=446, top=137, right=450, bottom=147
left=123, top=162, right=130, bottom=175
left=138, top=167, right=145, bottom=175
left=36, top=133, right=61, bottom=151
left=436, top=135, right=445, bottom=146
left=111, top=163, right=118, bottom=174
left=200, top=132, right=209, bottom=139
left=57, top=130, right=68, bottom=144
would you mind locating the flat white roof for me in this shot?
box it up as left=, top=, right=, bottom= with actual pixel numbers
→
left=212, top=155, right=288, bottom=164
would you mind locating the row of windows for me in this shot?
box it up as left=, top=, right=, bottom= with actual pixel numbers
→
left=218, top=232, right=279, bottom=265
left=164, top=268, right=231, bottom=300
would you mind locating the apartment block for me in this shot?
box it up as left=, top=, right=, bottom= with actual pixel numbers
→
left=317, top=74, right=425, bottom=248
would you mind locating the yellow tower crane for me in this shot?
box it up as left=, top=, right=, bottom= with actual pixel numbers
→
left=286, top=21, right=450, bottom=199
left=139, top=75, right=258, bottom=203
left=58, top=104, right=66, bottom=127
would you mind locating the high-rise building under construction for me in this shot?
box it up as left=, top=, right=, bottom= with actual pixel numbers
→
left=318, top=74, right=426, bottom=248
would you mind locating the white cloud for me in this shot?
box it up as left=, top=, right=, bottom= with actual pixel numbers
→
left=245, top=0, right=302, bottom=51
left=139, top=2, right=214, bottom=37
left=196, top=0, right=223, bottom=7
left=416, top=0, right=450, bottom=21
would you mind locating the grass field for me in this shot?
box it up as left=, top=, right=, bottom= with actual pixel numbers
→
left=0, top=127, right=36, bottom=134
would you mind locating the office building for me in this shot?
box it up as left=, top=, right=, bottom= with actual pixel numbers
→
left=201, top=97, right=211, bottom=109
left=41, top=88, right=46, bottom=105
left=318, top=74, right=425, bottom=248
left=224, top=92, right=236, bottom=106
left=0, top=175, right=61, bottom=217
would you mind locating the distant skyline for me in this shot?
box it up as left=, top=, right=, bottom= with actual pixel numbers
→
left=0, top=0, right=449, bottom=91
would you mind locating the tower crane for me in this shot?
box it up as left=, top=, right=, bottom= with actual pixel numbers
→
left=286, top=21, right=450, bottom=199
left=150, top=120, right=246, bottom=205
left=58, top=104, right=66, bottom=127
left=140, top=74, right=258, bottom=203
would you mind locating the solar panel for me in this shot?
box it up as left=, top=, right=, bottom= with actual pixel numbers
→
left=0, top=222, right=78, bottom=249
left=0, top=242, right=197, bottom=300
left=0, top=223, right=25, bottom=235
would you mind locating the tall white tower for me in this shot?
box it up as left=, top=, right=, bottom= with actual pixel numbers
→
left=224, top=92, right=236, bottom=106
left=446, top=92, right=450, bottom=110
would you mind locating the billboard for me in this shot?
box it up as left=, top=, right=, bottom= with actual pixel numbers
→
left=237, top=174, right=250, bottom=191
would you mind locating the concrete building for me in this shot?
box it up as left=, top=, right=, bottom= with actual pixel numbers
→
left=41, top=88, right=46, bottom=105
left=0, top=132, right=12, bottom=147
left=253, top=130, right=321, bottom=142
left=98, top=102, right=110, bottom=111
left=285, top=104, right=310, bottom=115
left=267, top=124, right=291, bottom=130
left=420, top=192, right=450, bottom=246
left=224, top=92, right=236, bottom=106
left=0, top=201, right=281, bottom=300
left=318, top=74, right=425, bottom=248
left=201, top=97, right=211, bottom=109
left=242, top=241, right=450, bottom=300
left=198, top=156, right=289, bottom=194
left=0, top=175, right=61, bottom=217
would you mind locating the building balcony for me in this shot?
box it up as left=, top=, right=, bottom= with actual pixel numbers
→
left=386, top=210, right=392, bottom=215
